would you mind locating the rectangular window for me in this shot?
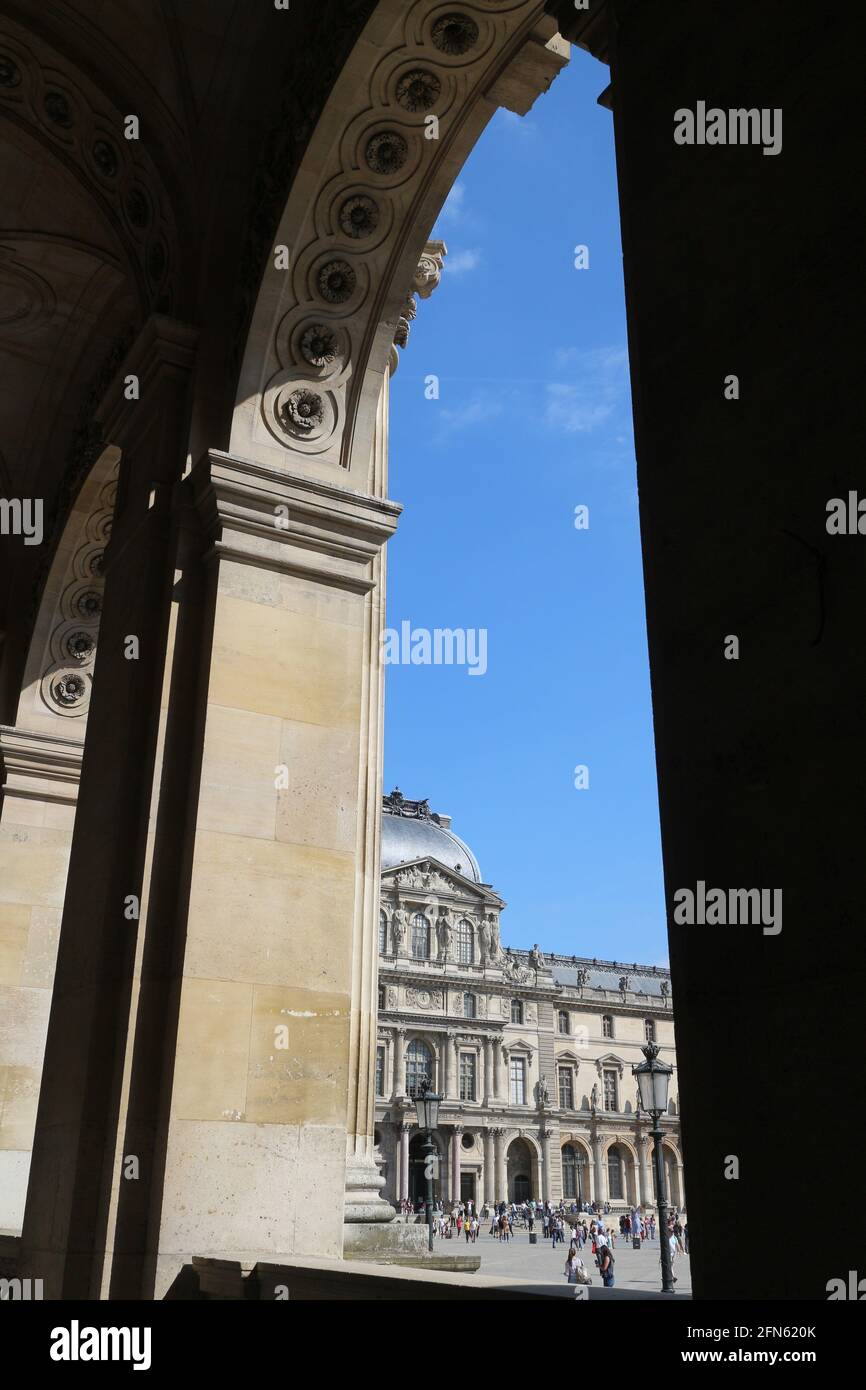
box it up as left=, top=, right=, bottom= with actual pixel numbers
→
left=509, top=1056, right=526, bottom=1106
left=375, top=1045, right=385, bottom=1098
left=603, top=1068, right=618, bottom=1111
left=459, top=1052, right=476, bottom=1102
left=558, top=1066, right=573, bottom=1110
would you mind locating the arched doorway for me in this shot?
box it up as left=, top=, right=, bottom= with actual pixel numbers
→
left=561, top=1142, right=590, bottom=1202
left=506, top=1137, right=535, bottom=1203
left=606, top=1143, right=635, bottom=1205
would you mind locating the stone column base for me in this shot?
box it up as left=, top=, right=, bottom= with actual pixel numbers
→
left=343, top=1151, right=397, bottom=1226
left=343, top=1221, right=429, bottom=1259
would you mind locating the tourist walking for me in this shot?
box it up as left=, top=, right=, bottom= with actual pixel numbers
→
left=597, top=1243, right=615, bottom=1288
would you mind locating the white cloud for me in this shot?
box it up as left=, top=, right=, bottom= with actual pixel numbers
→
left=446, top=248, right=481, bottom=275
left=435, top=393, right=502, bottom=437
left=496, top=108, right=537, bottom=139
left=545, top=346, right=629, bottom=434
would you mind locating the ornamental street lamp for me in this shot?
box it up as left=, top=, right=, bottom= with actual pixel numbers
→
left=413, top=1077, right=441, bottom=1252
left=633, top=1041, right=675, bottom=1294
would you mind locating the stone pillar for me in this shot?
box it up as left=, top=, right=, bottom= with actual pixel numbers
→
left=493, top=1127, right=507, bottom=1204
left=450, top=1123, right=464, bottom=1200
left=86, top=441, right=399, bottom=1293
left=19, top=317, right=198, bottom=1300
left=482, top=1129, right=494, bottom=1206
left=483, top=1035, right=493, bottom=1105
left=0, top=729, right=82, bottom=1230
left=638, top=1134, right=651, bottom=1207
left=494, top=1041, right=505, bottom=1103
left=592, top=1133, right=606, bottom=1206
left=398, top=1124, right=410, bottom=1202
left=394, top=1027, right=406, bottom=1096
left=446, top=1030, right=458, bottom=1101
left=540, top=1127, right=553, bottom=1202
left=594, top=0, right=863, bottom=1300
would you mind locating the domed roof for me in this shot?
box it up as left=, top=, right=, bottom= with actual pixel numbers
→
left=381, top=790, right=481, bottom=883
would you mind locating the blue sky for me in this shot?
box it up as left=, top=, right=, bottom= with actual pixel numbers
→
left=384, top=50, right=667, bottom=968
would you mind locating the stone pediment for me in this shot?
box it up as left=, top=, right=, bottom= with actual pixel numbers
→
left=382, top=857, right=499, bottom=904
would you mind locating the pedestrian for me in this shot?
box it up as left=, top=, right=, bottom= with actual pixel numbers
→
left=565, top=1249, right=580, bottom=1284
left=598, top=1243, right=615, bottom=1288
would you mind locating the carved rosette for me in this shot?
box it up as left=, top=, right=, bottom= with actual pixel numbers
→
left=395, top=69, right=442, bottom=112
left=299, top=323, right=340, bottom=369
left=365, top=131, right=409, bottom=176
left=281, top=388, right=325, bottom=433
left=431, top=14, right=480, bottom=56
left=51, top=672, right=87, bottom=707
left=64, top=630, right=96, bottom=663
left=339, top=194, right=379, bottom=240
left=317, top=260, right=356, bottom=304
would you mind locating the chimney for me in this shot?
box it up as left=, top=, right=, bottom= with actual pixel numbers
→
left=438, top=813, right=452, bottom=830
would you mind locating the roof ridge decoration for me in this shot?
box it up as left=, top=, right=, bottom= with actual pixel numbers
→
left=382, top=786, right=440, bottom=822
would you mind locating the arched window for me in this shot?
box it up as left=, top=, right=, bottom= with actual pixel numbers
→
left=557, top=1009, right=569, bottom=1034
left=511, top=999, right=523, bottom=1024
left=378, top=908, right=389, bottom=954
left=562, top=1144, right=577, bottom=1198
left=607, top=1145, right=625, bottom=1201
left=456, top=917, right=474, bottom=964
left=644, top=1017, right=655, bottom=1042
left=411, top=912, right=430, bottom=960
left=602, top=1014, right=614, bottom=1039
left=463, top=992, right=476, bottom=1019
left=405, top=1039, right=432, bottom=1098
left=377, top=984, right=385, bottom=1009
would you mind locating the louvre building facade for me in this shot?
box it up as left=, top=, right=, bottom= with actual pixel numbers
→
left=374, top=792, right=684, bottom=1213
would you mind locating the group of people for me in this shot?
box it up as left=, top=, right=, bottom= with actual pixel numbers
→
left=403, top=1195, right=688, bottom=1288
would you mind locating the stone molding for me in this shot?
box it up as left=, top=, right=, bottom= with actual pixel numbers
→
left=0, top=725, right=83, bottom=804
left=189, top=449, right=401, bottom=594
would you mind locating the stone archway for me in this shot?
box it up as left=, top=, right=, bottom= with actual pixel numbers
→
left=506, top=1136, right=536, bottom=1203
left=14, top=0, right=572, bottom=1299
left=561, top=1140, right=591, bottom=1204
left=605, top=1141, right=637, bottom=1205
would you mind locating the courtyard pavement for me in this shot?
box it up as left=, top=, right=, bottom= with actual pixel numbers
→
left=441, top=1229, right=692, bottom=1295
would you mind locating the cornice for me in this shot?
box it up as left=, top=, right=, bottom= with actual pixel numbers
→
left=379, top=966, right=673, bottom=1014
left=188, top=448, right=401, bottom=594
left=0, top=724, right=83, bottom=803
left=380, top=1011, right=503, bottom=1033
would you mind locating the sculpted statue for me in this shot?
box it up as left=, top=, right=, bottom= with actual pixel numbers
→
left=486, top=913, right=501, bottom=961
left=618, top=974, right=630, bottom=994
left=590, top=1083, right=599, bottom=1114
left=436, top=907, right=452, bottom=961
left=575, top=966, right=590, bottom=990
left=660, top=979, right=670, bottom=999
left=529, top=943, right=545, bottom=975
left=536, top=1074, right=550, bottom=1108
left=391, top=907, right=406, bottom=953
left=478, top=915, right=490, bottom=965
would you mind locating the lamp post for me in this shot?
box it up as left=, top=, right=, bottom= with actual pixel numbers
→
left=632, top=1041, right=675, bottom=1294
left=412, top=1077, right=441, bottom=1252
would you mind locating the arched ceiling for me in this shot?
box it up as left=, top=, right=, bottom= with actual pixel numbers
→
left=0, top=0, right=379, bottom=715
